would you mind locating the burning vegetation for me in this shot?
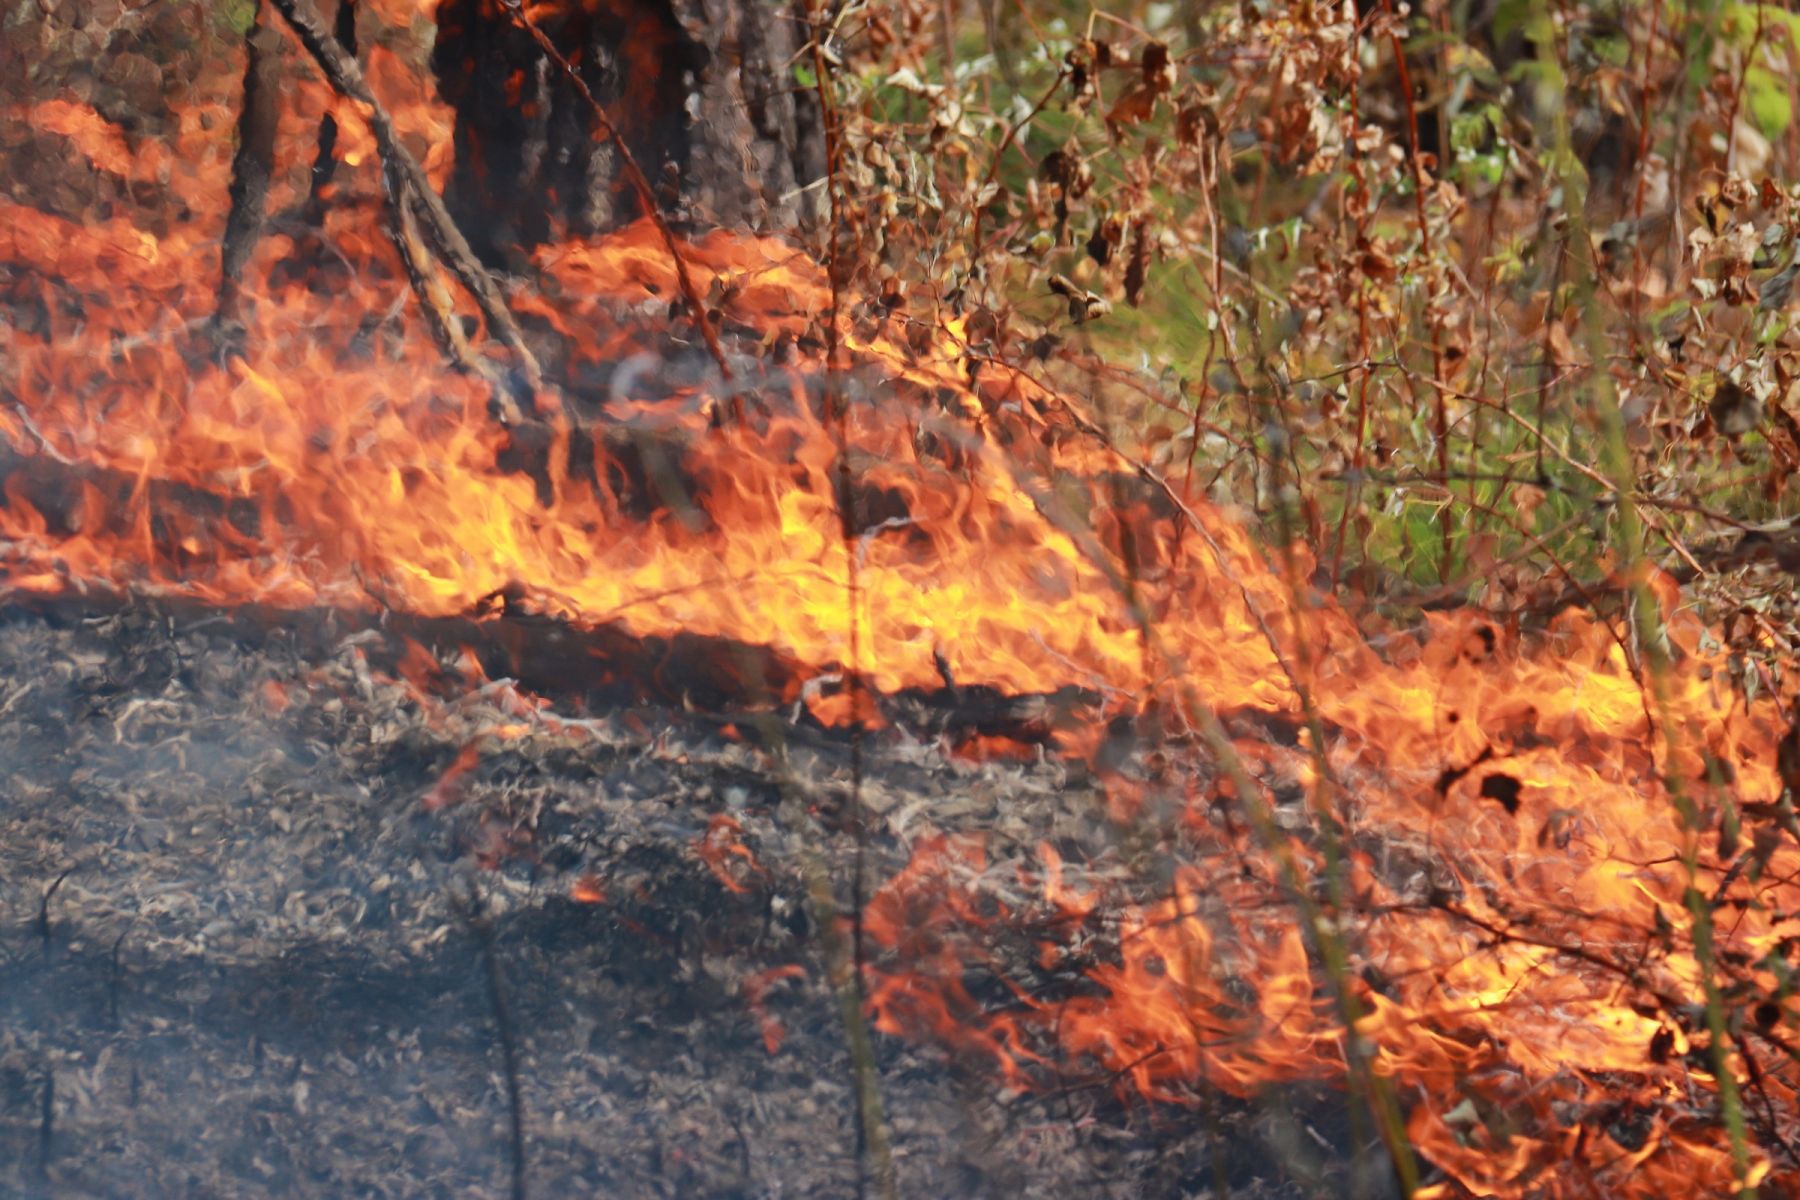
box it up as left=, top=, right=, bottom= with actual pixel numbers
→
left=6, top=1, right=1800, bottom=1197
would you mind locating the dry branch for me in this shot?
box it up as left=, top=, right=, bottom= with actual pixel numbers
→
left=386, top=162, right=524, bottom=423
left=301, top=0, right=358, bottom=223
left=266, top=0, right=544, bottom=402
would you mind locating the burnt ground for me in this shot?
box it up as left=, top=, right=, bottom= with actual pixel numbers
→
left=0, top=603, right=1391, bottom=1198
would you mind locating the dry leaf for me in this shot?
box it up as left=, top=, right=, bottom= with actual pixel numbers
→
left=1710, top=380, right=1764, bottom=436
left=1107, top=85, right=1158, bottom=130
left=1124, top=224, right=1150, bottom=307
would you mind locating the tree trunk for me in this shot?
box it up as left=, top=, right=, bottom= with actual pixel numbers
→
left=431, top=0, right=825, bottom=266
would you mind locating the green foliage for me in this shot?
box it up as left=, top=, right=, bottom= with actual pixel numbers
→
left=216, top=0, right=258, bottom=37
left=1727, top=3, right=1800, bottom=136
left=823, top=0, right=1800, bottom=633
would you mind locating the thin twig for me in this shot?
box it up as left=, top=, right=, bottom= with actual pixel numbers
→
left=467, top=888, right=528, bottom=1200
left=620, top=355, right=896, bottom=1199
left=799, top=10, right=896, bottom=1194
left=970, top=70, right=1069, bottom=258
left=37, top=866, right=72, bottom=951
left=302, top=0, right=359, bottom=223
left=1381, top=0, right=1453, bottom=579
left=495, top=0, right=733, bottom=389
left=383, top=159, right=522, bottom=422
left=109, top=929, right=129, bottom=1028
left=38, top=1069, right=53, bottom=1173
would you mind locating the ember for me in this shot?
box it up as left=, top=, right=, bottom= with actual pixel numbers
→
left=5, top=2, right=1800, bottom=1197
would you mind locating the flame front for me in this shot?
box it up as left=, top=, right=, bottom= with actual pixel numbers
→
left=3, top=25, right=1797, bottom=1198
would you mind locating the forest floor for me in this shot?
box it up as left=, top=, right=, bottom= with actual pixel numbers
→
left=0, top=604, right=1375, bottom=1199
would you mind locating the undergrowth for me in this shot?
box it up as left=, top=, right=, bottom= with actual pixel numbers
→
left=819, top=0, right=1800, bottom=667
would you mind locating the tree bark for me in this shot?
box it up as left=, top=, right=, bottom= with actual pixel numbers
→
left=217, top=1, right=282, bottom=330
left=432, top=0, right=825, bottom=266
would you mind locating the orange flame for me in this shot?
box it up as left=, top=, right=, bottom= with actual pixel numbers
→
left=3, top=29, right=1798, bottom=1198
left=696, top=814, right=761, bottom=895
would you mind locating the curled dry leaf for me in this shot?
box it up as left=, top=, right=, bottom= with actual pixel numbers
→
left=1709, top=380, right=1764, bottom=437
left=1357, top=235, right=1397, bottom=281
left=1106, top=84, right=1158, bottom=130
left=1141, top=41, right=1175, bottom=93
left=1511, top=481, right=1546, bottom=530
left=1545, top=318, right=1583, bottom=372
left=1048, top=273, right=1111, bottom=322
left=1087, top=213, right=1123, bottom=266
left=1038, top=149, right=1075, bottom=190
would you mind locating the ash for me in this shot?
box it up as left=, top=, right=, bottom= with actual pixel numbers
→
left=0, top=605, right=1374, bottom=1198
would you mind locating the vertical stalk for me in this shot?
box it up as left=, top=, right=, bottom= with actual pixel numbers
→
left=803, top=5, right=896, bottom=1196
left=1531, top=0, right=1757, bottom=1190
left=1381, top=0, right=1454, bottom=581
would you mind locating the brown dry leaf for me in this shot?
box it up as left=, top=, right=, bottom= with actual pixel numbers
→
left=1107, top=84, right=1158, bottom=130
left=1767, top=405, right=1800, bottom=501
left=1721, top=171, right=1758, bottom=212
left=1087, top=214, right=1124, bottom=265
left=1357, top=236, right=1397, bottom=281
left=1176, top=100, right=1211, bottom=147
left=1141, top=41, right=1175, bottom=92
left=1511, top=481, right=1546, bottom=530
left=1717, top=221, right=1761, bottom=274
left=1709, top=380, right=1764, bottom=436
left=1048, top=273, right=1110, bottom=322
left=1465, top=532, right=1499, bottom=578
left=1546, top=318, right=1584, bottom=371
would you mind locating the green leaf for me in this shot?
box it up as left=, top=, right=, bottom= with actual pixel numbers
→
left=1747, top=65, right=1793, bottom=138
left=217, top=0, right=258, bottom=35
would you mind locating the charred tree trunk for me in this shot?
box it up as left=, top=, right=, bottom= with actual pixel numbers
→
left=432, top=0, right=825, bottom=267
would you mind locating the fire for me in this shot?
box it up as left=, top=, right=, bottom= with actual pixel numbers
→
left=695, top=814, right=761, bottom=894
left=4, top=18, right=1799, bottom=1198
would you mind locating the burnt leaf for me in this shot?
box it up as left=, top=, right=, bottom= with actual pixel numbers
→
left=1049, top=274, right=1112, bottom=323
left=1709, top=380, right=1763, bottom=436
left=1176, top=100, right=1214, bottom=148
left=1124, top=224, right=1151, bottom=307
left=1142, top=41, right=1170, bottom=80
left=1038, top=148, right=1075, bottom=190
left=1087, top=222, right=1115, bottom=266
left=1478, top=772, right=1523, bottom=815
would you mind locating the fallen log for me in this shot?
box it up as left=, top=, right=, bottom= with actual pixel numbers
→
left=0, top=429, right=1086, bottom=742
left=0, top=577, right=1102, bottom=754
